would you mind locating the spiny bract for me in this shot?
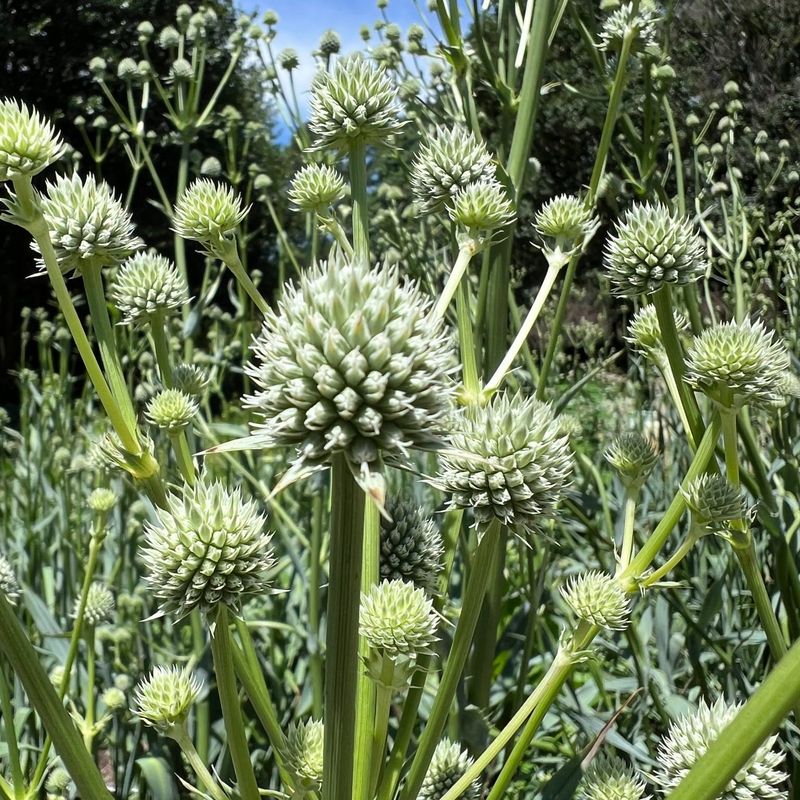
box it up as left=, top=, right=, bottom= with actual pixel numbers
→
left=562, top=571, right=630, bottom=631
left=577, top=754, right=649, bottom=800
left=0, top=99, right=64, bottom=181
left=604, top=432, right=658, bottom=491
left=132, top=666, right=203, bottom=733
left=418, top=738, right=480, bottom=800
left=112, top=251, right=188, bottom=324
left=288, top=163, right=347, bottom=212
left=285, top=719, right=324, bottom=793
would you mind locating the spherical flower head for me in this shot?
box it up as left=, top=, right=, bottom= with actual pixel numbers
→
left=309, top=54, right=404, bottom=149
left=173, top=178, right=247, bottom=249
left=112, top=251, right=188, bottom=324
left=158, top=25, right=181, bottom=48
left=79, top=582, right=115, bottom=626
left=318, top=29, right=341, bottom=56
left=449, top=180, right=515, bottom=234
left=117, top=58, right=139, bottom=81
left=433, top=393, right=572, bottom=533
left=169, top=58, right=193, bottom=82
left=244, top=258, right=455, bottom=477
left=359, top=579, right=438, bottom=660
left=534, top=194, right=596, bottom=253
left=410, top=125, right=496, bottom=214
left=562, top=571, right=630, bottom=630
left=132, top=666, right=202, bottom=733
left=418, top=738, right=480, bottom=800
left=278, top=48, right=299, bottom=71
left=101, top=686, right=127, bottom=712
left=289, top=163, right=347, bottom=212
left=604, top=432, right=658, bottom=491
left=682, top=474, right=747, bottom=530
left=141, top=478, right=275, bottom=618
left=0, top=554, right=20, bottom=606
left=285, top=719, right=324, bottom=793
left=380, top=499, right=444, bottom=593
left=577, top=754, right=648, bottom=800
left=685, top=318, right=790, bottom=410
left=173, top=363, right=210, bottom=397
left=45, top=767, right=72, bottom=796
left=88, top=487, right=117, bottom=512
left=0, top=99, right=64, bottom=181
left=654, top=697, right=787, bottom=798
left=37, top=173, right=143, bottom=273
left=599, top=1, right=659, bottom=53
left=604, top=204, right=707, bottom=297
left=200, top=156, right=222, bottom=177
left=625, top=304, right=690, bottom=357
left=145, top=388, right=198, bottom=433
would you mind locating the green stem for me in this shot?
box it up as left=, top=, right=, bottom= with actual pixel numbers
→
left=348, top=138, right=370, bottom=263
left=456, top=272, right=480, bottom=399
left=170, top=432, right=196, bottom=485
left=619, top=490, right=639, bottom=572
left=170, top=724, right=230, bottom=800
left=216, top=238, right=269, bottom=314
left=433, top=242, right=478, bottom=321
left=83, top=626, right=97, bottom=751
left=190, top=610, right=209, bottom=763
left=309, top=493, right=324, bottom=719
left=0, top=665, right=24, bottom=797
left=642, top=529, right=702, bottom=588
left=369, top=657, right=396, bottom=797
left=149, top=313, right=173, bottom=387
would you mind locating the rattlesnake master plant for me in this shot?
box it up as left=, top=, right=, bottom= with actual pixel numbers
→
left=0, top=554, right=20, bottom=605
left=0, top=99, right=64, bottom=181
left=285, top=719, right=324, bottom=794
left=289, top=164, right=347, bottom=212
left=449, top=179, right=515, bottom=235
left=132, top=666, right=202, bottom=733
left=173, top=178, right=247, bottom=253
left=604, top=432, right=658, bottom=492
left=626, top=304, right=690, bottom=358
left=685, top=318, right=790, bottom=410
left=87, top=487, right=117, bottom=512
left=534, top=194, right=598, bottom=262
left=432, top=393, right=572, bottom=533
left=599, top=1, right=660, bottom=53
left=654, top=698, right=788, bottom=798
left=562, top=571, right=630, bottom=631
left=141, top=478, right=275, bottom=618
left=577, top=754, right=648, bottom=800
left=173, top=363, right=210, bottom=397
left=410, top=125, right=496, bottom=214
left=78, top=582, right=115, bottom=626
left=112, top=251, right=188, bottom=325
left=604, top=204, right=707, bottom=297
left=682, top=474, right=747, bottom=531
left=244, top=257, right=455, bottom=487
left=145, top=388, right=199, bottom=433
left=418, top=738, right=480, bottom=800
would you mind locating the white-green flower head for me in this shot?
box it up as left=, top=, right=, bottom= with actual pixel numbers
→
left=244, top=258, right=455, bottom=478
left=101, top=686, right=127, bottom=712
left=141, top=478, right=275, bottom=618
left=45, top=767, right=72, bottom=797
left=604, top=432, right=658, bottom=491
left=289, top=163, right=347, bottom=212
left=0, top=99, right=64, bottom=181
left=625, top=304, right=690, bottom=357
left=604, top=204, right=707, bottom=297
left=318, top=29, right=341, bottom=56
left=88, top=487, right=117, bottom=513
left=534, top=194, right=597, bottom=255
left=79, top=582, right=115, bottom=627
left=173, top=363, right=210, bottom=397
left=577, top=754, right=649, bottom=800
left=685, top=318, right=790, bottom=411
left=433, top=393, right=572, bottom=533
left=278, top=48, right=300, bottom=71
left=682, top=474, right=747, bottom=530
left=410, top=125, right=496, bottom=214
left=112, top=251, right=189, bottom=325
left=449, top=179, right=515, bottom=235
left=562, top=571, right=630, bottom=630
left=158, top=25, right=181, bottom=48
left=200, top=156, right=222, bottom=177
left=309, top=54, right=404, bottom=149
left=418, top=738, right=480, bottom=800
left=285, top=719, right=324, bottom=793
left=145, top=388, right=198, bottom=433
left=654, top=697, right=787, bottom=798
left=599, top=1, right=660, bottom=53
left=380, top=498, right=444, bottom=593
left=173, top=178, right=248, bottom=251
left=132, top=666, right=203, bottom=733
left=37, top=173, right=143, bottom=273
left=0, top=554, right=20, bottom=606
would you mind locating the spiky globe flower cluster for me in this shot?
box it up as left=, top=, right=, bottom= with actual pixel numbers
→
left=599, top=1, right=659, bottom=52
left=449, top=180, right=514, bottom=233
left=604, top=204, right=707, bottom=297
left=37, top=173, right=143, bottom=273
left=173, top=363, right=210, bottom=397
left=410, top=126, right=496, bottom=214
left=682, top=475, right=747, bottom=530
left=278, top=48, right=299, bottom=71
left=0, top=99, right=64, bottom=181
left=101, top=686, right=127, bottom=712
left=288, top=163, right=346, bottom=212
left=685, top=319, right=790, bottom=410
left=112, top=252, right=188, bottom=324
left=418, top=738, right=480, bottom=800
left=380, top=499, right=444, bottom=593
left=626, top=304, right=690, bottom=358
left=132, top=666, right=203, bottom=733
left=45, top=767, right=71, bottom=797
left=79, top=582, right=115, bottom=626
left=309, top=54, right=404, bottom=149
left=654, top=698, right=787, bottom=798
left=577, top=754, right=648, bottom=800
left=318, top=29, right=341, bottom=56
left=433, top=393, right=572, bottom=533
left=244, top=258, right=455, bottom=475
left=534, top=194, right=597, bottom=256
left=145, top=388, right=199, bottom=433
left=285, top=719, right=324, bottom=793
left=604, top=433, right=658, bottom=491
left=562, top=571, right=630, bottom=630
left=0, top=554, right=20, bottom=605
left=88, top=487, right=117, bottom=512
left=141, top=478, right=275, bottom=618
left=173, top=178, right=247, bottom=250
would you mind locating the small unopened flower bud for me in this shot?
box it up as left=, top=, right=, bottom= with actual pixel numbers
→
left=88, top=487, right=117, bottom=512
left=408, top=23, right=425, bottom=43
left=200, top=156, right=222, bottom=177
left=89, top=56, right=107, bottom=77
left=604, top=433, right=658, bottom=491
left=534, top=194, right=597, bottom=259
left=626, top=304, right=690, bottom=359
left=137, top=21, right=154, bottom=42
left=175, top=3, right=192, bottom=26
left=132, top=666, right=202, bottom=733
left=101, top=686, right=127, bottom=711
left=0, top=554, right=20, bottom=606
left=254, top=173, right=272, bottom=192
left=158, top=25, right=180, bottom=48
left=450, top=179, right=515, bottom=233
left=45, top=768, right=72, bottom=797
left=360, top=24, right=371, bottom=40
left=562, top=571, right=630, bottom=630
left=318, top=29, right=341, bottom=56
left=80, top=582, right=115, bottom=627
left=146, top=389, right=198, bottom=433
left=711, top=181, right=729, bottom=196
left=170, top=58, right=193, bottom=81
left=577, top=753, right=647, bottom=800
left=285, top=720, right=324, bottom=793
left=172, top=363, right=210, bottom=396
left=686, top=112, right=700, bottom=127
left=419, top=738, right=480, bottom=800
left=173, top=178, right=247, bottom=249
left=117, top=58, right=139, bottom=81
left=0, top=100, right=64, bottom=181
left=724, top=80, right=739, bottom=97
left=289, top=163, right=346, bottom=211
left=262, top=9, right=278, bottom=26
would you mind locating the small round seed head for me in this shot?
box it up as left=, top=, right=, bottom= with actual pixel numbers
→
left=685, top=319, right=790, bottom=410
left=577, top=754, right=648, bottom=800
left=309, top=54, right=404, bottom=149
left=37, top=173, right=143, bottom=273
left=158, top=25, right=181, bottom=48
left=173, top=178, right=247, bottom=247
left=449, top=180, right=515, bottom=233
left=200, top=156, right=222, bottom=177
left=410, top=126, right=496, bottom=214
left=289, top=163, right=347, bottom=212
left=433, top=393, right=572, bottom=533
left=285, top=719, right=324, bottom=793
left=79, top=582, right=115, bottom=627
left=0, top=554, right=20, bottom=606
left=534, top=194, right=596, bottom=251
left=562, top=571, right=630, bottom=630
left=418, top=738, right=480, bottom=800
left=173, top=363, right=210, bottom=397
left=112, top=251, right=188, bottom=324
left=599, top=1, right=659, bottom=52
left=145, top=389, right=198, bottom=433
left=141, top=478, right=275, bottom=618
left=88, top=487, right=117, bottom=512
left=0, top=99, right=64, bottom=181
left=380, top=499, right=444, bottom=593
left=604, top=204, right=707, bottom=297
left=604, top=433, right=658, bottom=491
left=169, top=58, right=193, bottom=81
left=132, top=666, right=202, bottom=733
left=117, top=57, right=139, bottom=80
left=654, top=697, right=787, bottom=798
left=682, top=474, right=747, bottom=529
left=319, top=29, right=341, bottom=56
left=45, top=767, right=72, bottom=796
left=625, top=304, right=690, bottom=356
left=278, top=48, right=299, bottom=71
left=101, top=686, right=127, bottom=712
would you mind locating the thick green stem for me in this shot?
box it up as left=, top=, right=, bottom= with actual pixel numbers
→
left=0, top=665, right=24, bottom=796
left=82, top=626, right=97, bottom=751
left=170, top=432, right=196, bottom=485
left=149, top=313, right=173, bottom=387
left=369, top=658, right=397, bottom=797
left=348, top=138, right=370, bottom=263
left=216, top=238, right=269, bottom=314
left=170, top=725, right=229, bottom=800
left=309, top=493, right=324, bottom=719
left=434, top=243, right=478, bottom=321
left=456, top=274, right=481, bottom=398
left=619, top=490, right=639, bottom=572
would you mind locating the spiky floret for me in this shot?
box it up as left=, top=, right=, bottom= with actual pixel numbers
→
left=285, top=719, right=324, bottom=793
left=409, top=125, right=496, bottom=214
left=685, top=318, right=790, bottom=410
left=626, top=304, right=690, bottom=357
left=36, top=173, right=143, bottom=273
left=0, top=99, right=64, bottom=181
left=604, top=204, right=707, bottom=297
left=432, top=393, right=572, bottom=533
left=577, top=754, right=648, bottom=800
left=173, top=178, right=247, bottom=247
left=173, top=363, right=210, bottom=397
left=141, top=478, right=275, bottom=618
left=562, top=571, right=630, bottom=630
left=45, top=767, right=72, bottom=796
left=145, top=388, right=199, bottom=433
left=534, top=194, right=597, bottom=253
left=88, top=487, right=117, bottom=512
left=244, top=258, right=455, bottom=476
left=288, top=163, right=346, bottom=212
left=604, top=432, right=658, bottom=491
left=449, top=179, right=515, bottom=233
left=418, top=738, right=480, bottom=800
left=682, top=474, right=747, bottom=528
left=0, top=554, right=20, bottom=606
left=599, top=1, right=659, bottom=52
left=654, top=698, right=787, bottom=798
left=308, top=54, right=404, bottom=149
left=132, top=666, right=202, bottom=733
left=380, top=499, right=444, bottom=593
left=79, top=582, right=115, bottom=626
left=101, top=687, right=127, bottom=711
left=112, top=251, right=188, bottom=324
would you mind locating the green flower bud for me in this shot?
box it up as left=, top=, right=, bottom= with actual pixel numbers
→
left=449, top=179, right=515, bottom=233
left=0, top=100, right=64, bottom=181
left=137, top=21, right=155, bottom=42
left=534, top=194, right=597, bottom=258
left=278, top=48, right=299, bottom=71
left=101, top=686, right=127, bottom=711
left=170, top=58, right=193, bottom=81
left=408, top=23, right=425, bottom=43
left=625, top=304, right=690, bottom=359
left=145, top=388, right=198, bottom=433
left=200, top=156, right=222, bottom=177
left=285, top=719, right=324, bottom=793
left=49, top=665, right=65, bottom=688
left=603, top=432, right=658, bottom=491
left=577, top=754, right=647, bottom=800
left=117, top=58, right=139, bottom=80
left=562, top=571, right=630, bottom=630
left=263, top=9, right=278, bottom=26
left=599, top=1, right=659, bottom=52
left=88, top=487, right=117, bottom=512
left=724, top=80, right=739, bottom=97
left=173, top=363, right=210, bottom=397
left=158, top=26, right=180, bottom=48
left=682, top=474, right=747, bottom=530
left=88, top=57, right=107, bottom=77
left=686, top=112, right=700, bottom=127
left=132, top=666, right=202, bottom=733
left=112, top=251, right=188, bottom=324
left=175, top=4, right=192, bottom=26
left=0, top=554, right=20, bottom=606
left=173, top=178, right=247, bottom=249
left=45, top=767, right=72, bottom=796
left=79, top=582, right=115, bottom=626
left=289, top=163, right=347, bottom=212
left=418, top=738, right=480, bottom=800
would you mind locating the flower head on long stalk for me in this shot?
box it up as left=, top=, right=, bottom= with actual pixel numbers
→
left=173, top=178, right=247, bottom=255
left=289, top=163, right=347, bottom=212
left=0, top=99, right=64, bottom=181
left=132, top=666, right=203, bottom=734
left=145, top=388, right=198, bottom=433
left=604, top=432, right=658, bottom=492
left=626, top=304, right=690, bottom=360
left=112, top=251, right=188, bottom=325
left=0, top=554, right=20, bottom=605
left=418, top=738, right=481, bottom=800
left=562, top=571, right=630, bottom=630
left=682, top=474, right=748, bottom=534
left=534, top=194, right=598, bottom=266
